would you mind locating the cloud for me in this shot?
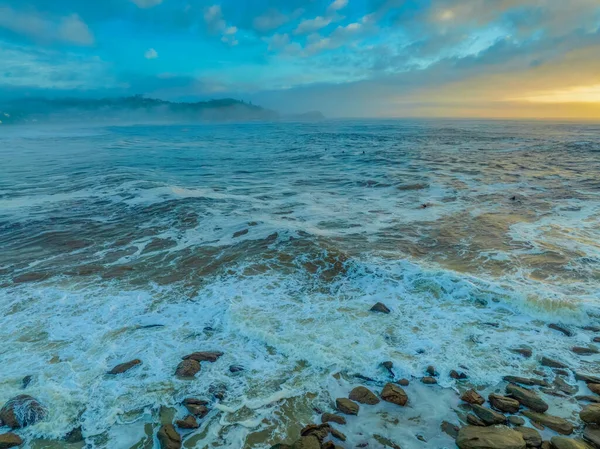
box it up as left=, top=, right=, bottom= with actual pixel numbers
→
left=0, top=6, right=94, bottom=46
left=327, top=0, right=348, bottom=13
left=144, top=48, right=158, bottom=59
left=204, top=5, right=226, bottom=33
left=130, top=0, right=163, bottom=8
left=294, top=16, right=332, bottom=35
left=253, top=9, right=291, bottom=33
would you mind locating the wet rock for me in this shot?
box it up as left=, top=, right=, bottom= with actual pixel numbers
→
left=504, top=377, right=549, bottom=388
left=422, top=377, right=437, bottom=385
left=577, top=396, right=600, bottom=404
left=183, top=399, right=209, bottom=418
left=321, top=413, right=346, bottom=425
left=580, top=404, right=600, bottom=424
left=330, top=428, right=346, bottom=441
left=321, top=443, right=343, bottom=449
left=381, top=361, right=394, bottom=377
left=522, top=411, right=574, bottom=435
left=176, top=415, right=199, bottom=429
left=233, top=229, right=249, bottom=238
left=509, top=416, right=526, bottom=426
left=451, top=370, right=468, bottom=380
left=300, top=424, right=330, bottom=442
left=583, top=424, right=600, bottom=447
left=533, top=370, right=546, bottom=378
left=576, top=373, right=600, bottom=384
left=65, top=426, right=84, bottom=443
left=21, top=376, right=32, bottom=390
left=335, top=398, right=359, bottom=415
left=584, top=326, right=600, bottom=332
left=107, top=359, right=142, bottom=375
left=456, top=425, right=526, bottom=449
left=209, top=383, right=227, bottom=401
left=549, top=324, right=574, bottom=337
left=441, top=421, right=460, bottom=439
left=555, top=369, right=570, bottom=377
left=506, top=384, right=549, bottom=413
left=0, top=433, right=23, bottom=448
left=0, top=395, right=47, bottom=428
left=370, top=302, right=391, bottom=314
left=490, top=394, right=520, bottom=414
left=541, top=357, right=568, bottom=369
left=594, top=337, right=600, bottom=343
left=349, top=386, right=380, bottom=405
left=462, top=389, right=485, bottom=405
left=467, top=413, right=487, bottom=426
left=292, top=435, right=320, bottom=449
left=182, top=351, right=224, bottom=363
left=175, top=359, right=200, bottom=378
left=551, top=437, right=593, bottom=449
left=512, top=348, right=533, bottom=358
left=573, top=347, right=599, bottom=356
left=398, top=379, right=410, bottom=386
left=554, top=377, right=578, bottom=395
left=588, top=384, right=600, bottom=395
left=229, top=365, right=244, bottom=373
left=472, top=404, right=508, bottom=425
left=517, top=428, right=542, bottom=448
left=157, top=424, right=182, bottom=449
left=381, top=383, right=408, bottom=406
left=426, top=365, right=437, bottom=377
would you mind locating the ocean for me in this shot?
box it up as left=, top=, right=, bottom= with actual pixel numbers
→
left=0, top=119, right=599, bottom=448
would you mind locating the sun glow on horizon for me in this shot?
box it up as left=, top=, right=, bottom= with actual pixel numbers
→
left=516, top=84, right=600, bottom=104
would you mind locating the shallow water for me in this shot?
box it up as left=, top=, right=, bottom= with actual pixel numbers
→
left=0, top=119, right=599, bottom=448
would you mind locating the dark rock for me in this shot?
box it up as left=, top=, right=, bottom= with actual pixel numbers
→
left=330, top=428, right=346, bottom=441
left=456, top=425, right=526, bottom=449
left=549, top=324, right=574, bottom=337
left=335, top=398, right=359, bottom=415
left=467, top=413, right=487, bottom=426
left=233, top=229, right=249, bottom=238
left=300, top=423, right=330, bottom=442
left=441, top=421, right=460, bottom=439
left=577, top=396, right=600, bottom=403
left=451, top=370, right=468, bottom=380
left=551, top=437, right=594, bottom=449
left=422, top=377, right=437, bottom=385
left=349, top=386, right=380, bottom=405
left=509, top=416, right=525, bottom=426
left=398, top=379, right=410, bottom=386
left=522, top=411, right=574, bottom=435
left=588, top=384, right=600, bottom=395
left=108, top=359, right=142, bottom=375
left=175, top=359, right=200, bottom=378
left=573, top=347, right=599, bottom=356
left=584, top=326, right=600, bottom=332
left=594, top=337, right=600, bottom=343
left=176, top=415, right=199, bottom=429
left=229, top=365, right=244, bottom=373
left=554, top=377, right=578, bottom=395
left=576, top=373, right=600, bottom=384
left=182, top=351, right=223, bottom=363
left=183, top=398, right=209, bottom=418
left=506, top=384, right=548, bottom=413
left=321, top=413, right=346, bottom=425
left=542, top=357, right=568, bottom=369
left=65, top=426, right=84, bottom=443
left=157, top=424, right=181, bottom=449
left=583, top=424, right=600, bottom=447
left=504, top=377, right=549, bottom=387
left=0, top=395, right=47, bottom=428
left=533, top=370, right=546, bottom=377
left=0, top=433, right=23, bottom=448
left=321, top=443, right=343, bottom=449
left=209, top=383, right=227, bottom=401
left=581, top=405, right=600, bottom=425
left=512, top=348, right=533, bottom=358
left=490, top=394, right=520, bottom=414
left=370, top=302, right=391, bottom=314
left=382, top=361, right=394, bottom=376
left=21, top=376, right=32, bottom=389
left=462, top=389, right=485, bottom=405
left=517, top=428, right=542, bottom=447
left=472, top=404, right=508, bottom=425
left=380, top=383, right=408, bottom=406
left=555, top=369, right=570, bottom=377
left=426, top=365, right=437, bottom=377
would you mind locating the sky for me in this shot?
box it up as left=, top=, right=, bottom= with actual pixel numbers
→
left=1, top=0, right=600, bottom=118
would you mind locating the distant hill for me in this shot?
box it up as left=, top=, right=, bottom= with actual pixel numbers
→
left=0, top=96, right=283, bottom=124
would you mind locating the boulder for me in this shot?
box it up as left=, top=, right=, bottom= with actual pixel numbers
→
left=233, top=229, right=249, bottom=238
left=175, top=360, right=201, bottom=378
left=0, top=395, right=47, bottom=428
left=468, top=414, right=487, bottom=426
left=335, top=398, right=359, bottom=415
left=65, top=426, right=84, bottom=443
left=380, top=383, right=408, bottom=406
left=511, top=348, right=533, bottom=358
left=541, top=357, right=568, bottom=369
left=107, top=359, right=142, bottom=375
left=554, top=377, right=578, bottom=396
left=176, top=415, right=199, bottom=429
left=426, top=366, right=437, bottom=377
left=398, top=379, right=410, bottom=386
left=522, top=411, right=574, bottom=435
left=0, top=433, right=23, bottom=448
left=583, top=424, right=600, bottom=447
left=349, top=386, right=380, bottom=405
left=300, top=424, right=330, bottom=442
left=509, top=416, right=525, bottom=426
left=183, top=399, right=209, bottom=418
left=576, top=374, right=600, bottom=384
left=370, top=302, right=391, bottom=314
left=462, top=389, right=485, bottom=405
left=182, top=351, right=224, bottom=363
left=549, top=324, right=574, bottom=337
left=456, top=425, right=526, bottom=449
left=157, top=424, right=181, bottom=449
left=321, top=413, right=346, bottom=425
left=229, top=365, right=244, bottom=373
left=472, top=404, right=508, bottom=425
left=572, top=347, right=599, bottom=356
left=577, top=396, right=600, bottom=404
left=551, top=437, right=593, bottom=449
left=422, top=377, right=438, bottom=385
left=451, top=370, right=469, bottom=380
left=580, top=404, right=600, bottom=425
left=330, top=428, right=346, bottom=441
left=506, top=385, right=548, bottom=413
left=517, top=428, right=542, bottom=447
left=490, top=394, right=520, bottom=414
left=588, top=384, right=600, bottom=395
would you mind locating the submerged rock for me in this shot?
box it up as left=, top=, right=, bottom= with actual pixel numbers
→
left=490, top=394, right=520, bottom=414
left=517, top=427, right=542, bottom=448
left=456, top=425, right=526, bottom=449
left=472, top=404, right=508, bottom=425
left=21, top=376, right=32, bottom=390
left=549, top=324, right=574, bottom=337
left=511, top=348, right=533, bottom=358
left=580, top=404, right=600, bottom=425
left=541, top=357, right=568, bottom=369
left=522, top=411, right=574, bottom=435
left=572, top=347, right=599, bottom=356
left=107, top=359, right=142, bottom=375
left=65, top=426, right=84, bottom=443
left=176, top=415, right=199, bottom=429
left=349, top=386, right=380, bottom=405
left=175, top=359, right=201, bottom=378
left=321, top=413, right=346, bottom=425
left=370, top=302, right=391, bottom=314
left=550, top=437, right=593, bottom=449
left=506, top=384, right=548, bottom=413
left=335, top=398, right=359, bottom=415
left=182, top=351, right=224, bottom=363
left=0, top=433, right=23, bottom=448
left=183, top=398, right=209, bottom=418
left=441, top=421, right=460, bottom=439
left=462, top=389, right=485, bottom=405
left=157, top=424, right=181, bottom=449
left=381, top=383, right=408, bottom=406
left=451, top=370, right=468, bottom=380
left=0, top=395, right=47, bottom=428
left=382, top=361, right=394, bottom=377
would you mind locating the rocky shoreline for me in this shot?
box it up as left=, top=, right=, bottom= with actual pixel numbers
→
left=0, top=315, right=599, bottom=449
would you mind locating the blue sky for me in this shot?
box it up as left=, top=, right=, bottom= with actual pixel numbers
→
left=1, top=0, right=600, bottom=117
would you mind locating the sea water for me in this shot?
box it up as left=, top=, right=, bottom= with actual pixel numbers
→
left=0, top=119, right=599, bottom=448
